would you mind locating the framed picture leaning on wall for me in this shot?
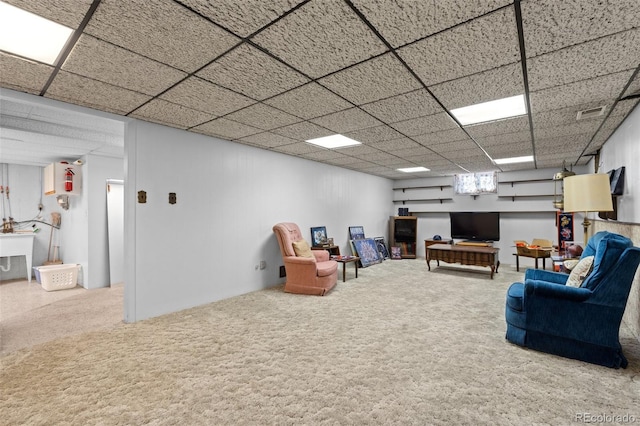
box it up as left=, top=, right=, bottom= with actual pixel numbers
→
left=353, top=238, right=382, bottom=267
left=374, top=237, right=389, bottom=259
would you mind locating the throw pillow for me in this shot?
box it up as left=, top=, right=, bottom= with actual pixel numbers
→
left=565, top=256, right=594, bottom=287
left=292, top=239, right=314, bottom=258
left=563, top=259, right=580, bottom=271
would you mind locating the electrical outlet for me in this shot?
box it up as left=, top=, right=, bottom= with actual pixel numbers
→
left=279, top=266, right=286, bottom=277
left=259, top=260, right=266, bottom=270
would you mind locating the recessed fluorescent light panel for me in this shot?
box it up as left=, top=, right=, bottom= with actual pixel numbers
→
left=305, top=134, right=361, bottom=149
left=494, top=155, right=534, bottom=165
left=397, top=167, right=430, bottom=173
left=451, top=95, right=526, bottom=126
left=0, top=1, right=73, bottom=65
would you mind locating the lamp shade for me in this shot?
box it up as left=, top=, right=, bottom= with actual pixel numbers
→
left=563, top=173, right=613, bottom=213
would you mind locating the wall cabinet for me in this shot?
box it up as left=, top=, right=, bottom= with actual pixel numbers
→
left=389, top=216, right=417, bottom=259
left=44, top=162, right=82, bottom=196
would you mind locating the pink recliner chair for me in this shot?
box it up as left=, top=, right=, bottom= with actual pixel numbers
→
left=273, top=222, right=338, bottom=295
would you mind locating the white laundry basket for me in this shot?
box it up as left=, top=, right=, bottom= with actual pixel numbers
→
left=36, top=264, right=79, bottom=291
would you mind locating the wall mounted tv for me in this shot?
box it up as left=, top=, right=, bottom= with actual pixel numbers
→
left=449, top=212, right=500, bottom=242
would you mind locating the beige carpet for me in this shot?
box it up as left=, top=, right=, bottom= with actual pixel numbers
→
left=0, top=283, right=124, bottom=355
left=1, top=260, right=639, bottom=425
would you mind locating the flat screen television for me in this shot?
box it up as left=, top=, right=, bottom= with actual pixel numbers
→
left=449, top=212, right=500, bottom=242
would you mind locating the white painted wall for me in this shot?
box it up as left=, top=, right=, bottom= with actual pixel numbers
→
left=0, top=164, right=54, bottom=280
left=599, top=104, right=640, bottom=224
left=124, top=120, right=394, bottom=322
left=0, top=156, right=123, bottom=288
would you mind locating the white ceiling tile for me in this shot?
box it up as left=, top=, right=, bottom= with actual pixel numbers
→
left=62, top=35, right=187, bottom=96
left=413, top=128, right=469, bottom=146
left=191, top=118, right=262, bottom=140
left=368, top=137, right=423, bottom=151
left=394, top=146, right=438, bottom=158
left=160, top=77, right=255, bottom=116
left=237, top=132, right=298, bottom=148
left=197, top=44, right=309, bottom=101
left=251, top=0, right=388, bottom=78
left=272, top=121, right=333, bottom=141
left=302, top=150, right=346, bottom=162
left=522, top=0, right=640, bottom=57
left=532, top=105, right=608, bottom=131
left=45, top=71, right=151, bottom=115
left=177, top=0, right=306, bottom=37
left=527, top=29, right=640, bottom=92
left=0, top=53, right=53, bottom=95
left=344, top=125, right=405, bottom=144
left=430, top=139, right=483, bottom=154
left=397, top=8, right=520, bottom=86
left=391, top=113, right=459, bottom=137
left=129, top=99, right=215, bottom=129
left=360, top=89, right=443, bottom=122
left=224, top=103, right=301, bottom=131
left=319, top=54, right=422, bottom=105
left=530, top=70, right=634, bottom=113
left=335, top=144, right=381, bottom=157
left=311, top=108, right=382, bottom=134
left=263, top=83, right=352, bottom=119
left=464, top=116, right=530, bottom=138
left=430, top=63, right=525, bottom=110
left=474, top=130, right=532, bottom=148
left=323, top=156, right=369, bottom=166
left=358, top=151, right=401, bottom=163
left=486, top=144, right=533, bottom=159
left=352, top=0, right=512, bottom=47
left=272, top=142, right=324, bottom=156
left=85, top=0, right=239, bottom=73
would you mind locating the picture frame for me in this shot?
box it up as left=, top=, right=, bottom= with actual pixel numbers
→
left=349, top=226, right=365, bottom=240
left=310, top=226, right=327, bottom=246
left=391, top=246, right=402, bottom=260
left=556, top=212, right=574, bottom=249
left=374, top=237, right=389, bottom=259
left=352, top=238, right=382, bottom=267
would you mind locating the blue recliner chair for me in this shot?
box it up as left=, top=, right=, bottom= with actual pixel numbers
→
left=505, top=231, right=640, bottom=368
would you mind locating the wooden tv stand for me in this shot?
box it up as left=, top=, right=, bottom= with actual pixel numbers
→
left=426, top=243, right=500, bottom=279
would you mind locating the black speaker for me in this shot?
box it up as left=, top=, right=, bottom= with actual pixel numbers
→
left=610, top=166, right=625, bottom=195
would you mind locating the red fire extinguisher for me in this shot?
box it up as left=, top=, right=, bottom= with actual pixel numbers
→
left=64, top=168, right=75, bottom=192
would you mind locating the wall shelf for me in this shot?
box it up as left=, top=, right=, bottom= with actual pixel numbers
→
left=393, top=184, right=455, bottom=204
left=497, top=178, right=555, bottom=201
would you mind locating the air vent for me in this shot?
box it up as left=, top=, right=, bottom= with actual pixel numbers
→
left=576, top=106, right=606, bottom=120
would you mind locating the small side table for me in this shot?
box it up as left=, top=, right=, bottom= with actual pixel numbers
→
left=312, top=245, right=340, bottom=256
left=332, top=256, right=359, bottom=282
left=513, top=253, right=549, bottom=271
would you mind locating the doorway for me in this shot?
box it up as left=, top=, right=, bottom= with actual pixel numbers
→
left=106, top=179, right=124, bottom=286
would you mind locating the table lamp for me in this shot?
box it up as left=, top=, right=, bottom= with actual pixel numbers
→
left=563, top=173, right=613, bottom=246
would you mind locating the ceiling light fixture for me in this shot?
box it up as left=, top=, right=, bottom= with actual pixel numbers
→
left=494, top=155, right=534, bottom=165
left=305, top=134, right=362, bottom=149
left=451, top=95, right=526, bottom=126
left=0, top=1, right=73, bottom=65
left=397, top=167, right=430, bottom=173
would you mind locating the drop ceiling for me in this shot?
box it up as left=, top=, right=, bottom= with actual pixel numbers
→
left=0, top=0, right=638, bottom=178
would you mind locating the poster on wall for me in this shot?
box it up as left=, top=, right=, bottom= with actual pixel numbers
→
left=557, top=212, right=574, bottom=249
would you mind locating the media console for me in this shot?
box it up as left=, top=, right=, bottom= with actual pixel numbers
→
left=426, top=243, right=500, bottom=279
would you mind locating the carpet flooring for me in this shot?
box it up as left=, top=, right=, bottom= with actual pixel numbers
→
left=1, top=260, right=639, bottom=425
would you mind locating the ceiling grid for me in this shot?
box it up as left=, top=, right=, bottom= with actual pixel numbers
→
left=0, top=0, right=638, bottom=178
